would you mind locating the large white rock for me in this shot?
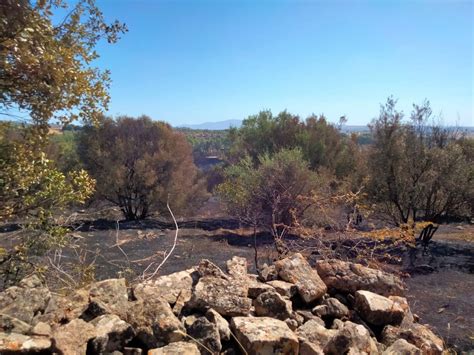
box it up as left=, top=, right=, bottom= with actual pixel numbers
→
left=231, top=316, right=299, bottom=354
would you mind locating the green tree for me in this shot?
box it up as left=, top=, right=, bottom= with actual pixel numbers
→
left=228, top=110, right=357, bottom=178
left=367, top=97, right=473, bottom=225
left=217, top=148, right=318, bottom=240
left=79, top=116, right=207, bottom=220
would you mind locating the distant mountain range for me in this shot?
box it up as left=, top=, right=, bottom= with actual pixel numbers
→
left=178, top=119, right=242, bottom=130
left=177, top=119, right=474, bottom=133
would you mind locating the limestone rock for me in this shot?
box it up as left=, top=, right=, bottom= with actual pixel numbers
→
left=275, top=253, right=327, bottom=303
left=258, top=264, right=278, bottom=282
left=383, top=339, right=422, bottom=354
left=0, top=314, right=31, bottom=334
left=253, top=290, right=292, bottom=320
left=355, top=290, right=405, bottom=326
left=324, top=321, right=379, bottom=354
left=148, top=341, right=200, bottom=355
left=205, top=308, right=231, bottom=341
left=197, top=259, right=229, bottom=279
left=315, top=259, right=404, bottom=296
left=267, top=280, right=298, bottom=298
left=231, top=316, right=299, bottom=354
left=134, top=269, right=195, bottom=306
left=87, top=278, right=129, bottom=318
left=226, top=256, right=248, bottom=279
left=31, top=322, right=51, bottom=336
left=382, top=324, right=444, bottom=355
left=297, top=319, right=336, bottom=350
left=312, top=297, right=349, bottom=319
left=296, top=310, right=325, bottom=325
left=0, top=332, right=52, bottom=353
left=125, top=298, right=185, bottom=348
left=89, top=314, right=135, bottom=353
left=248, top=280, right=274, bottom=299
left=0, top=275, right=51, bottom=325
left=187, top=317, right=221, bottom=353
left=53, top=318, right=96, bottom=355
left=189, top=276, right=251, bottom=316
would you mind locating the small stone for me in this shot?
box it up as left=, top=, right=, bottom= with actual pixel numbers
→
left=258, top=264, right=278, bottom=282
left=312, top=297, right=349, bottom=319
left=205, top=308, right=231, bottom=341
left=296, top=310, right=325, bottom=325
left=31, top=321, right=51, bottom=336
left=248, top=280, right=274, bottom=299
left=267, top=280, right=298, bottom=298
left=187, top=317, right=222, bottom=353
left=226, top=256, right=248, bottom=279
left=253, top=290, right=292, bottom=320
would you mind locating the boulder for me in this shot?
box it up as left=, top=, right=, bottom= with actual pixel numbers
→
left=383, top=339, right=422, bottom=354
left=382, top=324, right=444, bottom=355
left=231, top=316, right=299, bottom=354
left=0, top=275, right=51, bottom=325
left=134, top=269, right=195, bottom=306
left=267, top=280, right=298, bottom=298
left=275, top=253, right=327, bottom=303
left=324, top=321, right=379, bottom=354
left=355, top=290, right=405, bottom=326
left=89, top=314, right=135, bottom=353
left=189, top=276, right=251, bottom=317
left=125, top=298, right=185, bottom=348
left=312, top=297, right=349, bottom=319
left=315, top=259, right=404, bottom=296
left=297, top=319, right=336, bottom=350
left=186, top=317, right=221, bottom=353
left=52, top=318, right=96, bottom=355
left=389, top=296, right=414, bottom=327
left=148, top=341, right=200, bottom=354
left=253, top=290, right=292, bottom=320
left=205, top=308, right=231, bottom=341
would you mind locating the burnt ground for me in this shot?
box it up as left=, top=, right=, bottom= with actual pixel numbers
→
left=1, top=218, right=473, bottom=351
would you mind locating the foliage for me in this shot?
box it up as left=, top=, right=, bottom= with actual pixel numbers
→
left=367, top=97, right=474, bottom=225
left=46, top=130, right=83, bottom=173
left=228, top=110, right=358, bottom=178
left=217, top=148, right=319, bottom=237
left=0, top=0, right=124, bottom=287
left=179, top=128, right=231, bottom=161
left=0, top=0, right=126, bottom=125
left=79, top=116, right=208, bottom=220
left=0, top=123, right=95, bottom=287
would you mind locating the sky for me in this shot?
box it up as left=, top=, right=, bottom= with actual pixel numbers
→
left=94, top=0, right=473, bottom=126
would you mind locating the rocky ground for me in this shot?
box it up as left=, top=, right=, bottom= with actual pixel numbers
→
left=0, top=253, right=447, bottom=354
left=0, top=219, right=472, bottom=352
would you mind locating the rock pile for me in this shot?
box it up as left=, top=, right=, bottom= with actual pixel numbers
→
left=0, top=253, right=444, bottom=354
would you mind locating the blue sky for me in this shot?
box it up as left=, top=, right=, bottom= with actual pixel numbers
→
left=95, top=0, right=473, bottom=126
